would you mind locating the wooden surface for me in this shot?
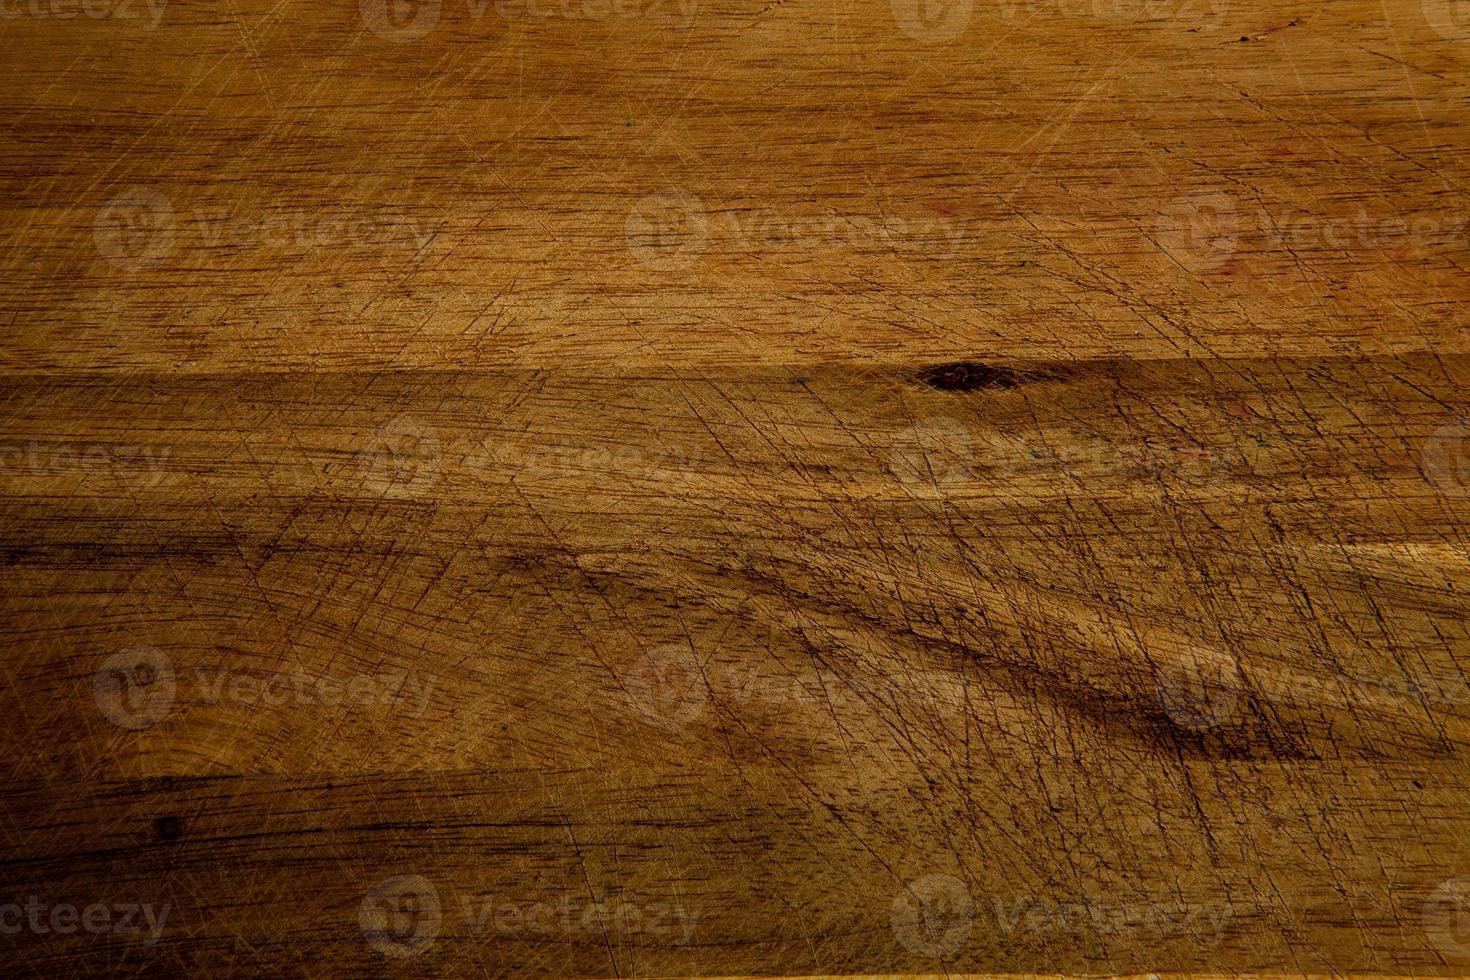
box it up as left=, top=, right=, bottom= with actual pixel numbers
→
left=2, top=0, right=1470, bottom=974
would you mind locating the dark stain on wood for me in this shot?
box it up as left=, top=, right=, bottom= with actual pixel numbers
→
left=154, top=815, right=182, bottom=841
left=919, top=361, right=1037, bottom=392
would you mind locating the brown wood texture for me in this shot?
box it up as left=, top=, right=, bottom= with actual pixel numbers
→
left=3, top=0, right=1470, bottom=975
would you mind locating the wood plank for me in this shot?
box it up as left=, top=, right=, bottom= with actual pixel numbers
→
left=1, top=1, right=1467, bottom=372
left=1, top=358, right=1469, bottom=972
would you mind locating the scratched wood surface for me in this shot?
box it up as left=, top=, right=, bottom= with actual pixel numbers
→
left=2, top=0, right=1470, bottom=975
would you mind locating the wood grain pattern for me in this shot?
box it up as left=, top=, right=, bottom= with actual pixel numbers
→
left=2, top=0, right=1470, bottom=974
